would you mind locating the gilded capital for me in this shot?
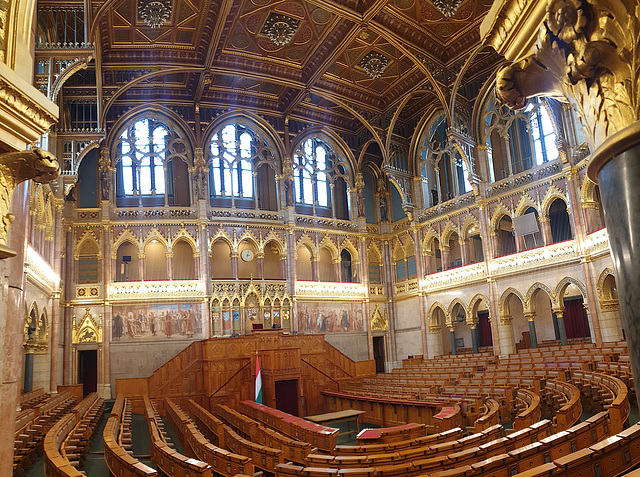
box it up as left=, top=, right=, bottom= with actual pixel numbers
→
left=0, top=149, right=60, bottom=258
left=486, top=0, right=640, bottom=180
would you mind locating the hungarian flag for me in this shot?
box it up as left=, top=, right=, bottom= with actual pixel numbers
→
left=255, top=354, right=263, bottom=404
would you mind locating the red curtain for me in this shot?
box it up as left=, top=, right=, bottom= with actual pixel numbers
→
left=478, top=311, right=492, bottom=347
left=563, top=298, right=590, bottom=339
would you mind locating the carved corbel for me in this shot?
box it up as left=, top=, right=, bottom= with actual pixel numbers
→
left=0, top=149, right=59, bottom=258
left=491, top=0, right=640, bottom=175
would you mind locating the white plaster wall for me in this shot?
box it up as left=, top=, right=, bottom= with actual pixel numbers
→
left=32, top=353, right=49, bottom=392
left=324, top=332, right=370, bottom=362
left=109, top=339, right=193, bottom=390
left=395, top=297, right=421, bottom=329
left=394, top=328, right=422, bottom=363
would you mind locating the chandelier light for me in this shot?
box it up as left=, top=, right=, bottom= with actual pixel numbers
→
left=360, top=51, right=389, bottom=79
left=431, top=0, right=464, bottom=18
left=261, top=13, right=300, bottom=47
left=138, top=0, right=172, bottom=28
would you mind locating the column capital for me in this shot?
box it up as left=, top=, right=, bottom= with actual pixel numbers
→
left=486, top=0, right=640, bottom=181
left=0, top=149, right=59, bottom=258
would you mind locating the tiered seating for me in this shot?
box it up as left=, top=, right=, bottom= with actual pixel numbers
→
left=571, top=370, right=630, bottom=433
left=14, top=390, right=76, bottom=475
left=142, top=395, right=213, bottom=477
left=239, top=400, right=339, bottom=452
left=165, top=398, right=255, bottom=476
left=212, top=402, right=312, bottom=464
left=19, top=388, right=48, bottom=409
left=104, top=395, right=156, bottom=476
left=43, top=392, right=104, bottom=476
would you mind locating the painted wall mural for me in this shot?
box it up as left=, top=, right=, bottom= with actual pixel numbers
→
left=297, top=301, right=364, bottom=334
left=112, top=303, right=203, bottom=340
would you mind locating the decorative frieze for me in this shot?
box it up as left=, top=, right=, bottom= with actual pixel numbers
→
left=421, top=262, right=486, bottom=293
left=295, top=281, right=367, bottom=299
left=491, top=240, right=578, bottom=275
left=76, top=285, right=100, bottom=299
left=108, top=280, right=205, bottom=301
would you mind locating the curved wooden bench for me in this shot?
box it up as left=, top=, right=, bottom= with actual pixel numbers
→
left=332, top=427, right=466, bottom=455
left=304, top=424, right=504, bottom=469
left=475, top=398, right=500, bottom=432
left=212, top=402, right=311, bottom=463
left=545, top=380, right=581, bottom=431
left=571, top=370, right=629, bottom=433
left=165, top=398, right=255, bottom=476
left=240, top=400, right=339, bottom=452
left=43, top=393, right=104, bottom=476
left=143, top=395, right=213, bottom=477
left=104, top=395, right=157, bottom=477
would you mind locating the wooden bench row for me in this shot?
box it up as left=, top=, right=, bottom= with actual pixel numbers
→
left=431, top=422, right=640, bottom=477
left=571, top=370, right=630, bottom=434
left=43, top=392, right=104, bottom=476
left=14, top=390, right=76, bottom=475
left=332, top=427, right=466, bottom=455
left=164, top=398, right=256, bottom=476
left=239, top=400, right=339, bottom=452
left=274, top=411, right=614, bottom=477
left=143, top=395, right=213, bottom=477
left=212, top=402, right=312, bottom=463
left=305, top=424, right=504, bottom=469
left=104, top=395, right=157, bottom=477
left=19, top=388, right=48, bottom=409
left=322, top=391, right=464, bottom=433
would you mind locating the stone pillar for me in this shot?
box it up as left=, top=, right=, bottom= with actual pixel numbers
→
left=167, top=252, right=173, bottom=280
left=138, top=251, right=144, bottom=281
left=598, top=301, right=624, bottom=343
left=524, top=312, right=538, bottom=348
left=426, top=327, right=443, bottom=359
left=333, top=259, right=341, bottom=282
left=311, top=258, right=319, bottom=282
left=497, top=315, right=516, bottom=357
left=553, top=308, right=568, bottom=346
left=460, top=240, right=470, bottom=266
left=449, top=327, right=457, bottom=355
left=257, top=255, right=264, bottom=279
left=470, top=325, right=479, bottom=354
left=441, top=245, right=450, bottom=271
left=231, top=254, right=239, bottom=280
left=23, top=353, right=34, bottom=393
left=49, top=292, right=60, bottom=393
left=491, top=233, right=500, bottom=258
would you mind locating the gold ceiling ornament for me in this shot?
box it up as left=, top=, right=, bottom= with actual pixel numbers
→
left=138, top=0, right=172, bottom=28
left=431, top=0, right=465, bottom=18
left=360, top=51, right=389, bottom=79
left=261, top=13, right=300, bottom=47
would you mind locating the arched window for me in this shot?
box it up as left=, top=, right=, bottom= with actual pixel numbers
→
left=527, top=99, right=559, bottom=165
left=549, top=199, right=573, bottom=243
left=115, top=117, right=190, bottom=207
left=341, top=250, right=352, bottom=283
left=207, top=122, right=277, bottom=210
left=293, top=137, right=350, bottom=219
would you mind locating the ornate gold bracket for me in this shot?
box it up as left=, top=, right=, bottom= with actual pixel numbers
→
left=485, top=0, right=640, bottom=180
left=0, top=149, right=59, bottom=258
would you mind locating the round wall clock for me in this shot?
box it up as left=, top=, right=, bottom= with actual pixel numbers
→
left=241, top=249, right=254, bottom=261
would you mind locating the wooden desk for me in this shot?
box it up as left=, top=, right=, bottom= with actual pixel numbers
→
left=305, top=410, right=366, bottom=434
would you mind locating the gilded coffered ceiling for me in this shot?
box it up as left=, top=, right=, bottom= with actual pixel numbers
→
left=45, top=0, right=502, bottom=135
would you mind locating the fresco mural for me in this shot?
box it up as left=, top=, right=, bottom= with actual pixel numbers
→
left=112, top=303, right=203, bottom=340
left=297, top=301, right=364, bottom=333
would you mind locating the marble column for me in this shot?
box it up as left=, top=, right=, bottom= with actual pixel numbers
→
left=23, top=353, right=34, bottom=393
left=441, top=246, right=450, bottom=271
left=524, top=312, right=538, bottom=349
left=256, top=255, right=264, bottom=279
left=470, top=325, right=479, bottom=354
left=231, top=254, right=239, bottom=280
left=311, top=259, right=319, bottom=282
left=597, top=145, right=640, bottom=392
left=49, top=292, right=60, bottom=393
left=498, top=315, right=516, bottom=357
left=553, top=308, right=568, bottom=346
left=426, top=328, right=443, bottom=359
left=449, top=327, right=457, bottom=355
left=598, top=302, right=624, bottom=343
